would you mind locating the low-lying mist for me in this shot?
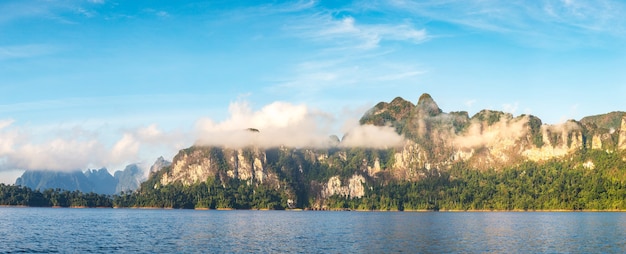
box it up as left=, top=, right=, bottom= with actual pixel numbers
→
left=195, top=100, right=406, bottom=149
left=0, top=100, right=406, bottom=175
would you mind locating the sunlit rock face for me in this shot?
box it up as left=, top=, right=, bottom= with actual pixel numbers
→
left=150, top=156, right=171, bottom=174
left=361, top=94, right=626, bottom=172
left=322, top=175, right=366, bottom=199
left=153, top=94, right=626, bottom=207
left=619, top=117, right=626, bottom=151
left=160, top=146, right=278, bottom=188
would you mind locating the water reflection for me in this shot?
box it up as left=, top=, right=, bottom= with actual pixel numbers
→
left=1, top=208, right=625, bottom=253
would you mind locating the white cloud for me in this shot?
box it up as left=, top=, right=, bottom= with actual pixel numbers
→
left=385, top=0, right=626, bottom=48
left=0, top=44, right=57, bottom=60
left=196, top=101, right=333, bottom=148
left=6, top=137, right=107, bottom=171
left=0, top=170, right=26, bottom=184
left=465, top=99, right=476, bottom=108
left=196, top=100, right=405, bottom=149
left=0, top=119, right=14, bottom=130
left=0, top=120, right=186, bottom=173
left=268, top=56, right=426, bottom=99
left=110, top=133, right=140, bottom=164
left=376, top=70, right=426, bottom=81
left=502, top=102, right=519, bottom=115
left=0, top=119, right=18, bottom=155
left=340, top=124, right=405, bottom=149
left=289, top=14, right=428, bottom=50
left=143, top=8, right=170, bottom=18
left=0, top=99, right=405, bottom=177
left=454, top=116, right=530, bottom=149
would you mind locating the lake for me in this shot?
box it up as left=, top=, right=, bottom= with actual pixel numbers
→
left=1, top=208, right=625, bottom=253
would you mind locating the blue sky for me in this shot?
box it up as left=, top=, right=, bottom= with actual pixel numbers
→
left=1, top=0, right=626, bottom=182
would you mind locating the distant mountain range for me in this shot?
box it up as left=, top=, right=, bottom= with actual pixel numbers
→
left=15, top=157, right=171, bottom=195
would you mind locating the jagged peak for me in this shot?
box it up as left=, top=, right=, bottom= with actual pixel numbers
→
left=85, top=167, right=110, bottom=176
left=390, top=96, right=411, bottom=106
left=415, top=93, right=442, bottom=116
left=581, top=111, right=626, bottom=130
left=471, top=109, right=513, bottom=125
left=416, top=93, right=434, bottom=105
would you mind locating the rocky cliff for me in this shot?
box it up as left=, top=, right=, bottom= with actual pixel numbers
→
left=361, top=95, right=626, bottom=172
left=147, top=93, right=626, bottom=208
left=16, top=162, right=155, bottom=195
left=114, top=164, right=145, bottom=194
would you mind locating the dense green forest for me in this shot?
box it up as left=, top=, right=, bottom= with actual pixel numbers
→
left=324, top=150, right=626, bottom=211
left=0, top=184, right=112, bottom=207
left=2, top=149, right=625, bottom=211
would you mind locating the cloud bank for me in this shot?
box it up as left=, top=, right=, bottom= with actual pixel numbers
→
left=453, top=116, right=530, bottom=149
left=195, top=100, right=405, bottom=149
left=0, top=120, right=186, bottom=172
left=0, top=100, right=406, bottom=174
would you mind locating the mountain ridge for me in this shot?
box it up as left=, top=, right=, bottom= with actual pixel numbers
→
left=14, top=159, right=163, bottom=194
left=137, top=93, right=626, bottom=209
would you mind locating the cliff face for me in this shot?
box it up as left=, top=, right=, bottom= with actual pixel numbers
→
left=362, top=95, right=625, bottom=172
left=114, top=164, right=144, bottom=194
left=618, top=116, right=626, bottom=150
left=149, top=94, right=626, bottom=208
left=160, top=146, right=280, bottom=188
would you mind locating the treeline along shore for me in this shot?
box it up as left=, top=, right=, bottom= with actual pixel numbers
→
left=2, top=150, right=625, bottom=211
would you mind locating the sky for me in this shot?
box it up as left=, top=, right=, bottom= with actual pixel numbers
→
left=1, top=0, right=626, bottom=183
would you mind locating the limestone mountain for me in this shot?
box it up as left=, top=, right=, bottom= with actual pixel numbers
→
left=15, top=170, right=94, bottom=193
left=140, top=93, right=626, bottom=209
left=149, top=156, right=172, bottom=174
left=359, top=93, right=626, bottom=170
left=15, top=162, right=155, bottom=195
left=85, top=168, right=117, bottom=194
left=114, top=164, right=145, bottom=194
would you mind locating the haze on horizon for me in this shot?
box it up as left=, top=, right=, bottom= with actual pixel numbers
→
left=1, top=0, right=625, bottom=183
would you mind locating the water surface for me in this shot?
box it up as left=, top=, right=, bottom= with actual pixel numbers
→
left=1, top=208, right=625, bottom=253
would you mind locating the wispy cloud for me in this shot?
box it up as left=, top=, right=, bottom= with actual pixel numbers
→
left=376, top=70, right=426, bottom=81
left=288, top=14, right=428, bottom=50
left=0, top=44, right=58, bottom=60
left=0, top=119, right=14, bottom=130
left=143, top=8, right=170, bottom=18
left=465, top=99, right=477, bottom=108
left=0, top=0, right=111, bottom=27
left=502, top=102, right=520, bottom=115
left=384, top=0, right=626, bottom=48
left=267, top=54, right=426, bottom=101
left=256, top=0, right=317, bottom=14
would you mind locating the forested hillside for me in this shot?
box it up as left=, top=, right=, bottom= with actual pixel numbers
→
left=3, top=94, right=626, bottom=211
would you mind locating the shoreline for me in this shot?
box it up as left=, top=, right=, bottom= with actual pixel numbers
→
left=2, top=205, right=626, bottom=212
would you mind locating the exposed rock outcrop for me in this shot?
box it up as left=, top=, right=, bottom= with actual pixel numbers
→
left=150, top=156, right=171, bottom=174
left=114, top=164, right=144, bottom=194
left=160, top=146, right=280, bottom=188
left=322, top=175, right=366, bottom=199
left=149, top=94, right=626, bottom=208
left=618, top=116, right=626, bottom=150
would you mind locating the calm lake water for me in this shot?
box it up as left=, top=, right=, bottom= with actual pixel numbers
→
left=1, top=208, right=625, bottom=253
